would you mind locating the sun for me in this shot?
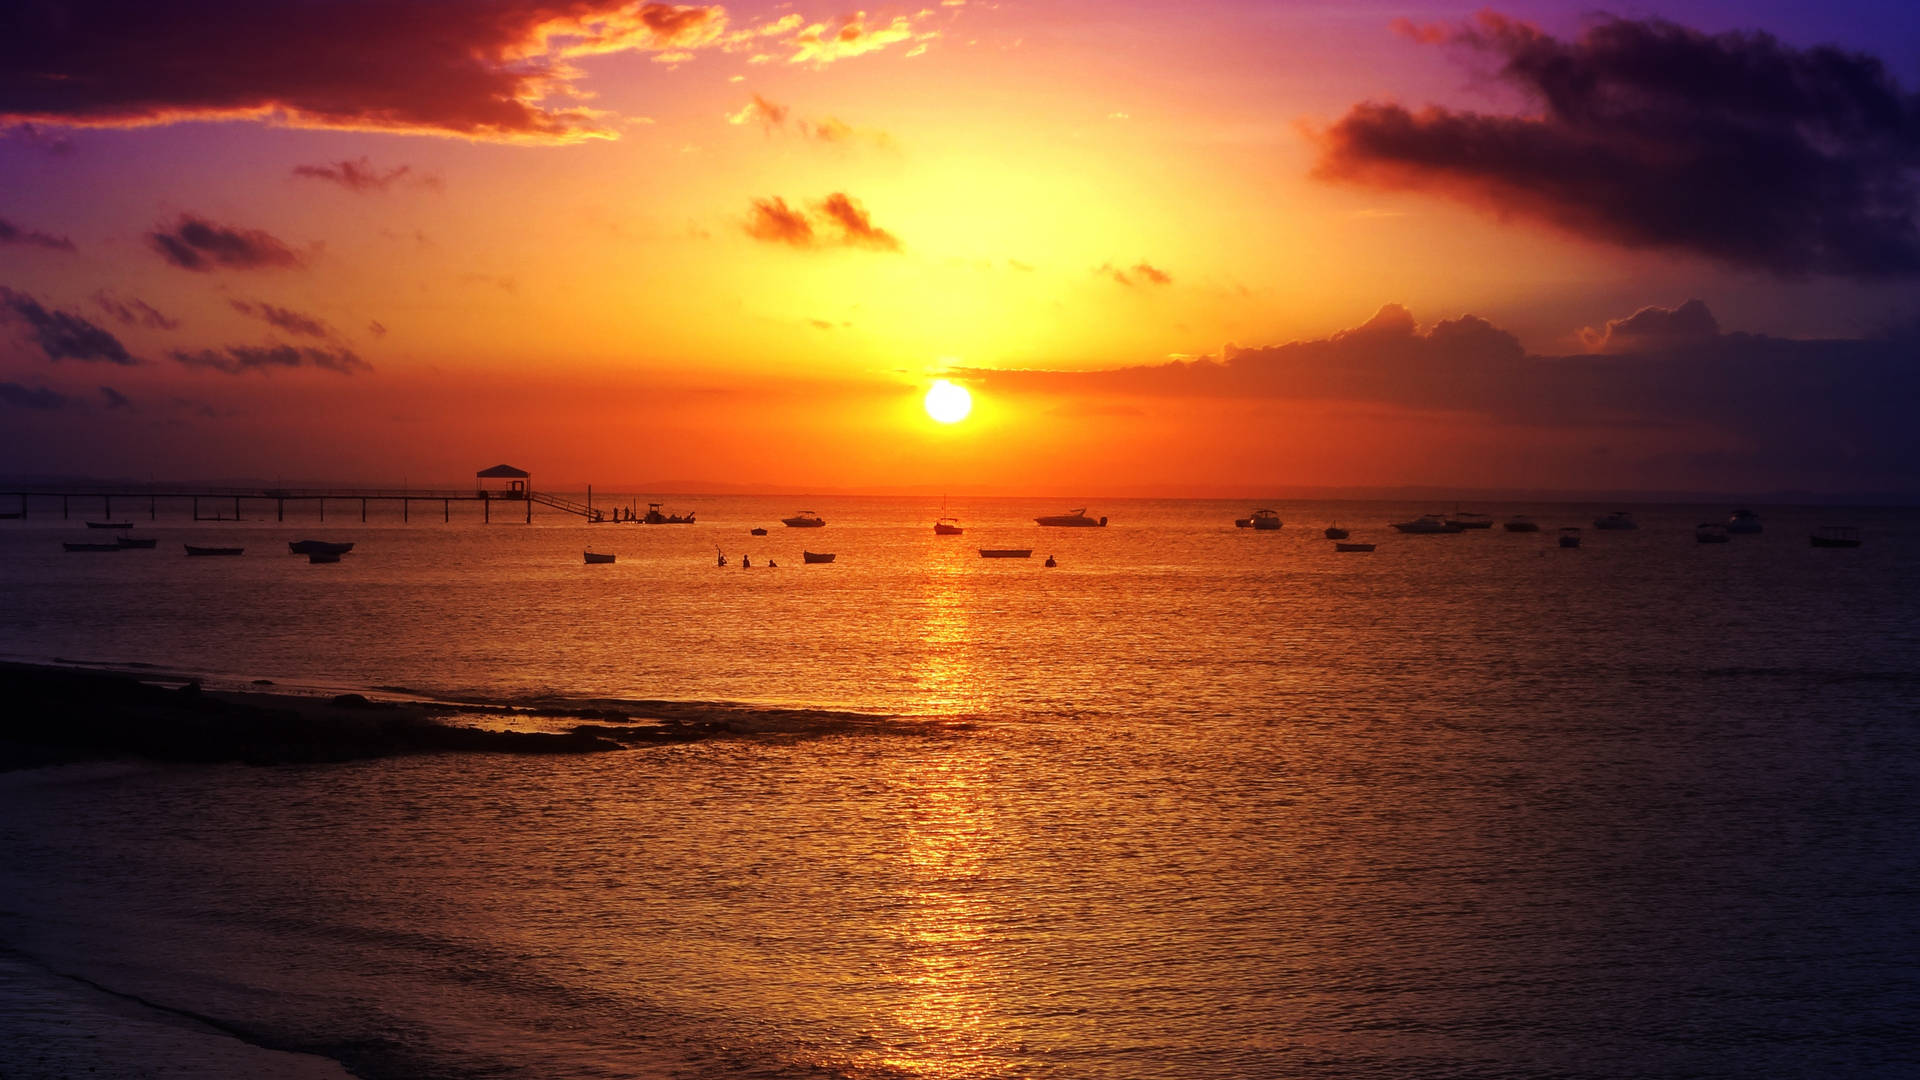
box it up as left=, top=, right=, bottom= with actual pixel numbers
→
left=923, top=379, right=973, bottom=424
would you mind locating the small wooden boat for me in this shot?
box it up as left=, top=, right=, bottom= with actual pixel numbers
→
left=584, top=551, right=615, bottom=564
left=1810, top=526, right=1862, bottom=548
left=934, top=517, right=964, bottom=535
left=185, top=545, right=244, bottom=556
left=86, top=520, right=133, bottom=529
left=115, top=537, right=157, bottom=549
left=308, top=552, right=342, bottom=564
left=1695, top=523, right=1731, bottom=544
left=783, top=511, right=826, bottom=528
left=1334, top=542, right=1375, bottom=552
left=63, top=541, right=122, bottom=552
left=979, top=548, right=1033, bottom=558
left=802, top=551, right=836, bottom=564
left=1558, top=527, right=1582, bottom=548
left=1323, top=524, right=1349, bottom=540
left=289, top=540, right=354, bottom=556
left=1503, top=516, right=1540, bottom=532
left=750, top=527, right=768, bottom=536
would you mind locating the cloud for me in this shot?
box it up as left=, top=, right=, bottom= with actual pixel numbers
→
left=99, top=385, right=131, bottom=409
left=1102, top=261, right=1171, bottom=287
left=170, top=343, right=370, bottom=375
left=744, top=196, right=815, bottom=246
left=0, top=382, right=69, bottom=410
left=816, top=193, right=899, bottom=250
left=229, top=299, right=330, bottom=338
left=1314, top=12, right=1920, bottom=277
left=368, top=320, right=388, bottom=337
left=149, top=215, right=302, bottom=272
left=786, top=13, right=919, bottom=66
left=1580, top=299, right=1720, bottom=353
left=746, top=193, right=901, bottom=250
left=0, top=287, right=139, bottom=364
left=0, top=2, right=728, bottom=143
left=4, top=122, right=75, bottom=155
left=292, top=157, right=439, bottom=193
left=726, top=93, right=789, bottom=130
left=0, top=217, right=75, bottom=252
left=93, top=290, right=179, bottom=330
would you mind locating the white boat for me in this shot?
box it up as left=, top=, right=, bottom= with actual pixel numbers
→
left=782, top=510, right=825, bottom=528
left=1250, top=509, right=1282, bottom=531
left=1390, top=514, right=1463, bottom=534
left=1726, top=508, right=1763, bottom=534
left=1035, top=508, right=1106, bottom=527
left=1593, top=511, right=1638, bottom=530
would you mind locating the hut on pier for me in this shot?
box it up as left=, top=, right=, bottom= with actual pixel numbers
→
left=476, top=464, right=530, bottom=500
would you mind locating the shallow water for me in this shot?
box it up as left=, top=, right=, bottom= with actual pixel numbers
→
left=1, top=498, right=1916, bottom=1077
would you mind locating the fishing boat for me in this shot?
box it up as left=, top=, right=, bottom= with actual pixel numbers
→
left=802, top=551, right=836, bottom=564
left=1726, top=508, right=1763, bottom=534
left=1695, top=523, right=1731, bottom=544
left=1558, top=527, right=1582, bottom=548
left=1323, top=524, right=1349, bottom=540
left=783, top=511, right=826, bottom=528
left=115, top=537, right=157, bottom=549
left=1390, top=514, right=1463, bottom=534
left=1810, top=526, right=1862, bottom=548
left=289, top=540, right=354, bottom=556
left=1250, top=509, right=1282, bottom=531
left=934, top=517, right=964, bottom=535
left=85, top=520, right=133, bottom=529
left=1334, top=542, right=1375, bottom=552
left=979, top=548, right=1033, bottom=558
left=750, top=527, right=768, bottom=536
left=642, top=503, right=696, bottom=524
left=309, top=552, right=342, bottom=564
left=63, top=541, right=122, bottom=552
left=1035, top=508, right=1106, bottom=527
left=1503, top=516, right=1540, bottom=532
left=184, top=545, right=244, bottom=556
left=583, top=551, right=615, bottom=564
left=1593, top=511, right=1638, bottom=530
left=1446, top=512, right=1493, bottom=529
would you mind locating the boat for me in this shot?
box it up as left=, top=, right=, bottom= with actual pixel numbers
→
left=309, top=552, right=341, bottom=564
left=934, top=517, right=964, bottom=535
left=1593, top=511, right=1638, bottom=530
left=642, top=503, right=696, bottom=524
left=1810, top=526, right=1862, bottom=548
left=1250, top=509, right=1282, bottom=531
left=1726, top=508, right=1763, bottom=534
left=62, top=541, right=122, bottom=552
left=750, top=527, right=768, bottom=536
left=1695, top=523, right=1731, bottom=544
left=1558, top=527, right=1582, bottom=548
left=1035, top=508, right=1106, bottom=527
left=1503, top=516, right=1540, bottom=532
left=783, top=511, right=826, bottom=528
left=979, top=548, right=1033, bottom=558
left=1334, top=542, right=1375, bottom=552
left=115, top=537, right=157, bottom=549
left=184, top=545, right=244, bottom=556
left=1323, top=524, right=1349, bottom=540
left=1390, top=514, right=1463, bottom=534
left=85, top=520, right=133, bottom=529
left=1446, top=512, right=1493, bottom=529
left=1233, top=517, right=1252, bottom=528
left=289, top=540, right=354, bottom=556
left=1043, top=554, right=1057, bottom=567
left=584, top=551, right=615, bottom=564
left=802, top=551, right=836, bottom=563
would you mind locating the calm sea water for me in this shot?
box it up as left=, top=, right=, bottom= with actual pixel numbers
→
left=1, top=497, right=1917, bottom=1078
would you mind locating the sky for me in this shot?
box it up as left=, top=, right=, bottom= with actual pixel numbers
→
left=2, top=0, right=1918, bottom=496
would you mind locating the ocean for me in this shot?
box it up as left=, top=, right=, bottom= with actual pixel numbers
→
left=1, top=496, right=1916, bottom=1078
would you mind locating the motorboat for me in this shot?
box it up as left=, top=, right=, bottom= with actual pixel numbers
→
left=1810, top=526, right=1862, bottom=548
left=934, top=517, right=964, bottom=535
left=802, top=551, right=836, bottom=563
left=184, top=545, right=244, bottom=556
left=63, top=541, right=122, bottom=552
left=1558, top=527, right=1582, bottom=548
left=1250, top=509, right=1282, bottom=531
left=750, top=527, right=768, bottom=536
left=85, top=520, right=133, bottom=529
left=115, top=537, right=157, bottom=549
left=1035, top=508, right=1106, bottom=527
left=1446, top=512, right=1493, bottom=529
left=1726, top=508, right=1763, bottom=534
left=979, top=548, right=1033, bottom=558
left=783, top=511, right=826, bottom=528
left=1503, top=516, right=1540, bottom=532
left=1695, top=523, right=1731, bottom=544
left=1391, top=514, right=1462, bottom=534
left=1323, top=524, right=1349, bottom=540
left=584, top=551, right=615, bottom=564
left=643, top=503, right=695, bottom=524
left=1334, top=542, right=1375, bottom=552
left=1593, top=511, right=1638, bottom=530
left=289, top=540, right=354, bottom=556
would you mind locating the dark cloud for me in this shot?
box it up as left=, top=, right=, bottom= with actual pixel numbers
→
left=1580, top=299, right=1720, bottom=353
left=745, top=197, right=815, bottom=246
left=149, top=215, right=302, bottom=272
left=0, top=217, right=75, bottom=252
left=171, top=343, right=370, bottom=375
left=368, top=320, right=388, bottom=337
left=229, top=298, right=329, bottom=337
left=0, top=381, right=68, bottom=410
left=1315, top=12, right=1920, bottom=277
left=99, top=385, right=130, bottom=409
left=0, top=287, right=139, bottom=364
left=816, top=193, right=899, bottom=251
left=291, top=157, right=439, bottom=193
left=1102, top=261, right=1171, bottom=287
left=92, top=290, right=179, bottom=330
left=0, top=2, right=727, bottom=143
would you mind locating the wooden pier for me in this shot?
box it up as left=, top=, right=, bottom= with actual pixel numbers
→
left=2, top=485, right=608, bottom=524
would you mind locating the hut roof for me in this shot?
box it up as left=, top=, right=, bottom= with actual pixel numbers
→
left=476, top=464, right=530, bottom=479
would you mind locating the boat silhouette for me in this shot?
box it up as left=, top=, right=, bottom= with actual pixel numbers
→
left=1036, top=508, right=1105, bottom=527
